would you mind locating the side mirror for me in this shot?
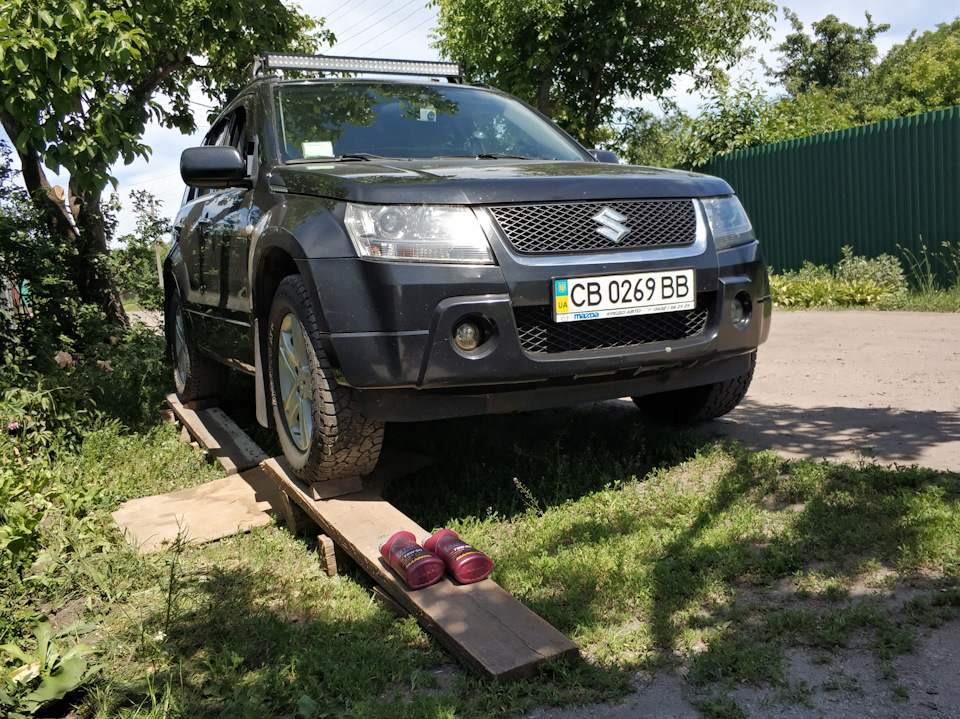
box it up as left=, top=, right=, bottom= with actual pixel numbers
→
left=180, top=146, right=249, bottom=188
left=588, top=149, right=621, bottom=164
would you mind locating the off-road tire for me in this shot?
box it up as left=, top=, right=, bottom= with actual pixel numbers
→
left=632, top=353, right=756, bottom=424
left=268, top=275, right=384, bottom=483
left=169, top=291, right=227, bottom=403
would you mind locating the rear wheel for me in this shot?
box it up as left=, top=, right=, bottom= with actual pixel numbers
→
left=268, top=275, right=384, bottom=483
left=632, top=354, right=756, bottom=423
left=169, top=291, right=226, bottom=403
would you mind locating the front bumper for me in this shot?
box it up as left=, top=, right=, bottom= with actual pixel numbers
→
left=300, top=239, right=769, bottom=421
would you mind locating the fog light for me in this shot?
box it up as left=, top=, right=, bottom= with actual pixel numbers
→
left=730, top=293, right=752, bottom=330
left=454, top=321, right=482, bottom=351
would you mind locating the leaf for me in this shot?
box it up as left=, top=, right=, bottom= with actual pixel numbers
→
left=23, top=654, right=95, bottom=705
left=297, top=694, right=319, bottom=717
left=0, top=642, right=31, bottom=664
left=8, top=661, right=41, bottom=683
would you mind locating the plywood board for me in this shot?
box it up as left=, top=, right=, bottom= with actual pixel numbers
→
left=112, top=467, right=282, bottom=554
left=166, top=393, right=268, bottom=473
left=264, top=459, right=579, bottom=681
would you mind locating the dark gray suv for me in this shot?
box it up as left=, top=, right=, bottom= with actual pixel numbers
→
left=165, top=54, right=770, bottom=485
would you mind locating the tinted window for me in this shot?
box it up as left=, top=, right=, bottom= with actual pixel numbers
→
left=273, top=83, right=588, bottom=162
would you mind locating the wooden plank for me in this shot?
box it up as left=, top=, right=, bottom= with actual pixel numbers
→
left=317, top=534, right=338, bottom=576
left=111, top=466, right=283, bottom=554
left=262, top=459, right=579, bottom=681
left=262, top=456, right=363, bottom=500
left=166, top=393, right=268, bottom=473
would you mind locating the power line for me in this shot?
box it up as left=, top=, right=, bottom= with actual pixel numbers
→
left=329, top=0, right=401, bottom=42
left=325, top=0, right=359, bottom=22
left=330, top=0, right=424, bottom=51
left=356, top=12, right=438, bottom=57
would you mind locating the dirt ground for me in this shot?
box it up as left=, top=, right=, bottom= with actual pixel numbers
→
left=710, top=310, right=960, bottom=474
left=526, top=310, right=960, bottom=719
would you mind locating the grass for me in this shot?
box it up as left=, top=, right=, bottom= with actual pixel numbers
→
left=3, top=325, right=960, bottom=717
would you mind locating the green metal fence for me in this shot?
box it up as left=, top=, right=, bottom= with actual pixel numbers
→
left=703, top=107, right=960, bottom=283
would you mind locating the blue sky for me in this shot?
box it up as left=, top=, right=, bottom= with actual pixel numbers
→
left=24, top=1, right=957, bottom=236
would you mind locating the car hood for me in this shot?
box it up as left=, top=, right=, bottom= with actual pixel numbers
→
left=267, top=159, right=733, bottom=205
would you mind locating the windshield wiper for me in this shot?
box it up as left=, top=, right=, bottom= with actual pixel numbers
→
left=475, top=153, right=535, bottom=160
left=430, top=153, right=536, bottom=160
left=285, top=152, right=384, bottom=164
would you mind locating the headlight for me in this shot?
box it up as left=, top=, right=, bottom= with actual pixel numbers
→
left=701, top=196, right=756, bottom=251
left=344, top=204, right=495, bottom=264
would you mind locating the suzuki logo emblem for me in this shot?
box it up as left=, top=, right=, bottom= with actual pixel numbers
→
left=593, top=207, right=631, bottom=243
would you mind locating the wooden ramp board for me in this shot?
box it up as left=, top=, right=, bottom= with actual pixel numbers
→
left=261, top=457, right=579, bottom=681
left=166, top=393, right=268, bottom=473
left=112, top=467, right=282, bottom=554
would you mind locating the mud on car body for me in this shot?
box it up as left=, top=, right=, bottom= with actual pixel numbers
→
left=165, top=54, right=771, bottom=484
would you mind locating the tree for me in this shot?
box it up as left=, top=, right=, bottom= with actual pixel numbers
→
left=111, top=191, right=169, bottom=313
left=608, top=79, right=856, bottom=170
left=0, top=0, right=329, bottom=328
left=431, top=0, right=776, bottom=147
left=868, top=18, right=960, bottom=119
left=765, top=9, right=889, bottom=95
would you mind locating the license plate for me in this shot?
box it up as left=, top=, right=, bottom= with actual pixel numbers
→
left=553, top=269, right=695, bottom=323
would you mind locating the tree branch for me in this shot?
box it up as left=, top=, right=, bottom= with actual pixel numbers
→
left=0, top=108, right=80, bottom=243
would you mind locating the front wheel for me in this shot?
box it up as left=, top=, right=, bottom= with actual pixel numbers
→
left=267, top=275, right=384, bottom=483
left=632, top=354, right=756, bottom=424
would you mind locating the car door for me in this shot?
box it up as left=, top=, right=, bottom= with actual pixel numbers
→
left=204, top=100, right=259, bottom=365
left=181, top=102, right=257, bottom=365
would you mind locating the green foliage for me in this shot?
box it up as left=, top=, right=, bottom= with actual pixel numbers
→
left=770, top=247, right=907, bottom=308
left=835, top=245, right=906, bottom=290
left=0, top=0, right=326, bottom=192
left=764, top=9, right=890, bottom=96
left=1, top=617, right=99, bottom=717
left=0, top=149, right=103, bottom=358
left=868, top=19, right=960, bottom=120
left=0, top=0, right=331, bottom=325
left=110, top=192, right=169, bottom=313
left=899, top=238, right=960, bottom=293
left=610, top=80, right=856, bottom=169
left=431, top=0, right=775, bottom=145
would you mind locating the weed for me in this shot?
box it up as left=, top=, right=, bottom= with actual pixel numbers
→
left=696, top=693, right=747, bottom=719
left=0, top=617, right=99, bottom=717
left=512, top=476, right=544, bottom=516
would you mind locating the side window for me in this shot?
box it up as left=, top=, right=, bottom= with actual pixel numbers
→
left=186, top=107, right=251, bottom=203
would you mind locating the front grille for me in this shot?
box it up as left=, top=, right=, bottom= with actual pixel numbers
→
left=514, top=300, right=710, bottom=354
left=488, top=200, right=697, bottom=254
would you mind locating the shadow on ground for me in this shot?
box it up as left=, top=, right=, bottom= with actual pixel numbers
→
left=709, top=398, right=960, bottom=470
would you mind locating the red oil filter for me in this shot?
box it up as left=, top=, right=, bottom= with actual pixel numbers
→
left=423, top=529, right=493, bottom=584
left=379, top=531, right=444, bottom=590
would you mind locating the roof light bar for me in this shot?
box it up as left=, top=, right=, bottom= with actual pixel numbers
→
left=260, top=53, right=462, bottom=80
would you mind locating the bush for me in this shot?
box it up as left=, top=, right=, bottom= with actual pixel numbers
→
left=771, top=248, right=907, bottom=308
left=835, top=245, right=907, bottom=292
left=110, top=191, right=170, bottom=313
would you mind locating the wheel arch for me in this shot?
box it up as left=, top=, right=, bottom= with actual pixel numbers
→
left=252, top=236, right=338, bottom=427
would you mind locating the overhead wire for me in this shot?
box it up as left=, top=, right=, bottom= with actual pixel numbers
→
left=324, top=0, right=362, bottom=22
left=356, top=11, right=438, bottom=57
left=329, top=0, right=424, bottom=51
left=329, top=0, right=396, bottom=38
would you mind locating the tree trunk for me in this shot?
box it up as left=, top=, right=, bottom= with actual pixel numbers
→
left=70, top=183, right=129, bottom=328
left=537, top=65, right=553, bottom=117
left=582, top=65, right=608, bottom=148
left=0, top=110, right=128, bottom=329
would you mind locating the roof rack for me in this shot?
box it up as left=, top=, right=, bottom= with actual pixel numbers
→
left=252, top=53, right=462, bottom=83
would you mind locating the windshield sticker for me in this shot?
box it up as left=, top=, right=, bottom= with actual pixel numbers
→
left=302, top=141, right=334, bottom=157
left=418, top=106, right=437, bottom=122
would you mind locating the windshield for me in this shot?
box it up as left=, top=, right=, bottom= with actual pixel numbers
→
left=273, top=82, right=590, bottom=162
